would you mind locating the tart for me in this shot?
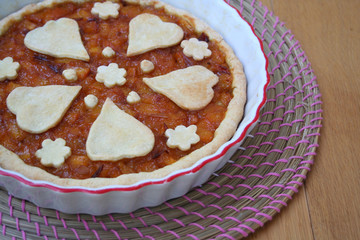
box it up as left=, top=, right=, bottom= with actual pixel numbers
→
left=0, top=0, right=246, bottom=188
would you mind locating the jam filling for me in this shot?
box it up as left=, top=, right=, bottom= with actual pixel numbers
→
left=0, top=1, right=233, bottom=179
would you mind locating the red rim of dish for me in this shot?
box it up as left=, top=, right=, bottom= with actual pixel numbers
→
left=0, top=0, right=271, bottom=194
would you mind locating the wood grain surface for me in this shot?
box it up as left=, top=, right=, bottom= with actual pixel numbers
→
left=247, top=0, right=360, bottom=239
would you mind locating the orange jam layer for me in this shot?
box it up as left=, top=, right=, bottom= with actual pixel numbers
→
left=0, top=1, right=233, bottom=179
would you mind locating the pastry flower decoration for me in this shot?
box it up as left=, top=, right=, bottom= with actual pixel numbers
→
left=180, top=38, right=212, bottom=61
left=35, top=138, right=71, bottom=168
left=96, top=63, right=127, bottom=88
left=0, top=57, right=20, bottom=81
left=91, top=1, right=120, bottom=20
left=165, top=125, right=200, bottom=151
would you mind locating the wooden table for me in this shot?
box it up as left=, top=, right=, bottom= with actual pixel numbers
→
left=246, top=0, right=360, bottom=239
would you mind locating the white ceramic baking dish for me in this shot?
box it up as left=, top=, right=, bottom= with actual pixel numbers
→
left=0, top=0, right=269, bottom=214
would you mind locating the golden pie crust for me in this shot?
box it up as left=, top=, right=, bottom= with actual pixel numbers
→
left=0, top=0, right=246, bottom=188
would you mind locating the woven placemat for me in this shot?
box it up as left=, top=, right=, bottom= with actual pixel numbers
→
left=0, top=0, right=322, bottom=239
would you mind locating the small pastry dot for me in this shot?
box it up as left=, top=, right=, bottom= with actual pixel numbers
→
left=127, top=91, right=141, bottom=104
left=84, top=94, right=99, bottom=109
left=62, top=69, right=78, bottom=82
left=141, top=60, right=154, bottom=73
left=102, top=46, right=115, bottom=58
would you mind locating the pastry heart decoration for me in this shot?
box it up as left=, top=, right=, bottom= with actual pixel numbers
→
left=6, top=85, right=82, bottom=134
left=24, top=18, right=90, bottom=61
left=127, top=13, right=184, bottom=56
left=86, top=98, right=155, bottom=161
left=143, top=65, right=219, bottom=110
